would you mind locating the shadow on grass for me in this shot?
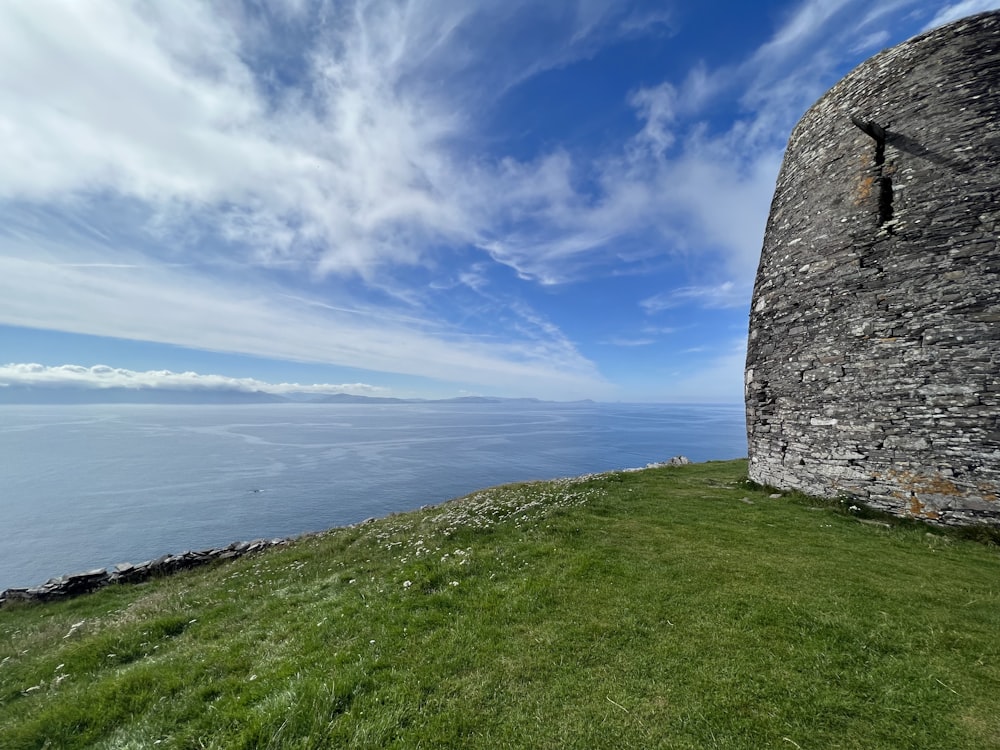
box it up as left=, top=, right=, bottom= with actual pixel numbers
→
left=737, top=475, right=1000, bottom=547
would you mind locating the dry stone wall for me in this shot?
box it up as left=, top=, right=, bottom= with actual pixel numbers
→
left=0, top=538, right=289, bottom=607
left=745, top=12, right=1000, bottom=525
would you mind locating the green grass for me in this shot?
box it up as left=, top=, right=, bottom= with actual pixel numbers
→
left=2, top=460, right=999, bottom=749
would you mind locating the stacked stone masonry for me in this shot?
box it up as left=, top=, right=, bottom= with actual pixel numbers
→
left=0, top=538, right=290, bottom=607
left=745, top=12, right=1000, bottom=525
left=0, top=515, right=374, bottom=606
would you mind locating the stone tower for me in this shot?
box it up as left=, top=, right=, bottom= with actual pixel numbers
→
left=745, top=12, right=1000, bottom=525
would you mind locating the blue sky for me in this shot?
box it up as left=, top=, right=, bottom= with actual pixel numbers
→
left=1, top=0, right=996, bottom=402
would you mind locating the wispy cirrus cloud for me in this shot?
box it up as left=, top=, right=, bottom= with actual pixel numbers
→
left=0, top=1, right=473, bottom=279
left=615, top=0, right=970, bottom=318
left=0, top=249, right=608, bottom=399
left=0, top=0, right=954, bottom=291
left=0, top=0, right=674, bottom=283
left=0, top=0, right=671, bottom=399
left=601, top=337, right=657, bottom=348
left=662, top=338, right=748, bottom=404
left=473, top=0, right=915, bottom=290
left=925, top=0, right=1000, bottom=29
left=1, top=0, right=987, bottom=402
left=641, top=282, right=748, bottom=314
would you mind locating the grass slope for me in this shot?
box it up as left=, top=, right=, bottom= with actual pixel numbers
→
left=2, top=460, right=999, bottom=749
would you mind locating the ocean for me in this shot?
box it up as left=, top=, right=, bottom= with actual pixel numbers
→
left=0, top=402, right=746, bottom=590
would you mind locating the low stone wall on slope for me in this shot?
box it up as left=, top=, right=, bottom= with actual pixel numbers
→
left=0, top=538, right=289, bottom=607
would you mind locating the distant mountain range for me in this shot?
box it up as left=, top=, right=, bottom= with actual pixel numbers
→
left=0, top=385, right=592, bottom=406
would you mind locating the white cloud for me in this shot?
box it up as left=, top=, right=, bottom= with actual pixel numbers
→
left=850, top=29, right=891, bottom=54
left=0, top=0, right=786, bottom=298
left=629, top=82, right=678, bottom=156
left=661, top=339, right=747, bottom=404
left=0, top=242, right=609, bottom=399
left=641, top=281, right=750, bottom=314
left=753, top=0, right=854, bottom=64
left=0, top=0, right=971, bottom=403
left=475, top=126, right=781, bottom=288
left=0, top=1, right=475, bottom=280
left=616, top=8, right=674, bottom=37
left=464, top=0, right=886, bottom=289
left=0, top=0, right=904, bottom=298
left=642, top=325, right=678, bottom=336
left=0, top=0, right=674, bottom=285
left=601, top=337, right=656, bottom=348
left=0, top=363, right=384, bottom=396
left=1, top=0, right=642, bottom=401
left=924, top=0, right=1000, bottom=29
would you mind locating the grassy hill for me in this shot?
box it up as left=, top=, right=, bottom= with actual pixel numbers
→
left=2, top=460, right=998, bottom=749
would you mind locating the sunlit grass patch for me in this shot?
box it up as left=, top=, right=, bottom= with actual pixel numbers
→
left=2, top=459, right=999, bottom=749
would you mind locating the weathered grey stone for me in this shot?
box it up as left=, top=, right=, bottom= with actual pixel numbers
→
left=0, top=536, right=289, bottom=607
left=746, top=11, right=1000, bottom=526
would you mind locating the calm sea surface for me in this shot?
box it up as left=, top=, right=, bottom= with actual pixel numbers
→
left=0, top=402, right=746, bottom=590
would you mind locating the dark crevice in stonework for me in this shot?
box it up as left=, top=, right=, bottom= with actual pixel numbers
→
left=851, top=115, right=887, bottom=153
left=878, top=176, right=895, bottom=229
left=851, top=115, right=895, bottom=233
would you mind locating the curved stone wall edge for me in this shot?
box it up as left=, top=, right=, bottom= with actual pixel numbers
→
left=745, top=11, right=1000, bottom=525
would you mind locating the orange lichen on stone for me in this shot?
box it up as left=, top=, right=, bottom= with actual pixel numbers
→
left=908, top=494, right=940, bottom=520
left=856, top=174, right=876, bottom=203
left=976, top=484, right=998, bottom=504
left=888, top=470, right=966, bottom=498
